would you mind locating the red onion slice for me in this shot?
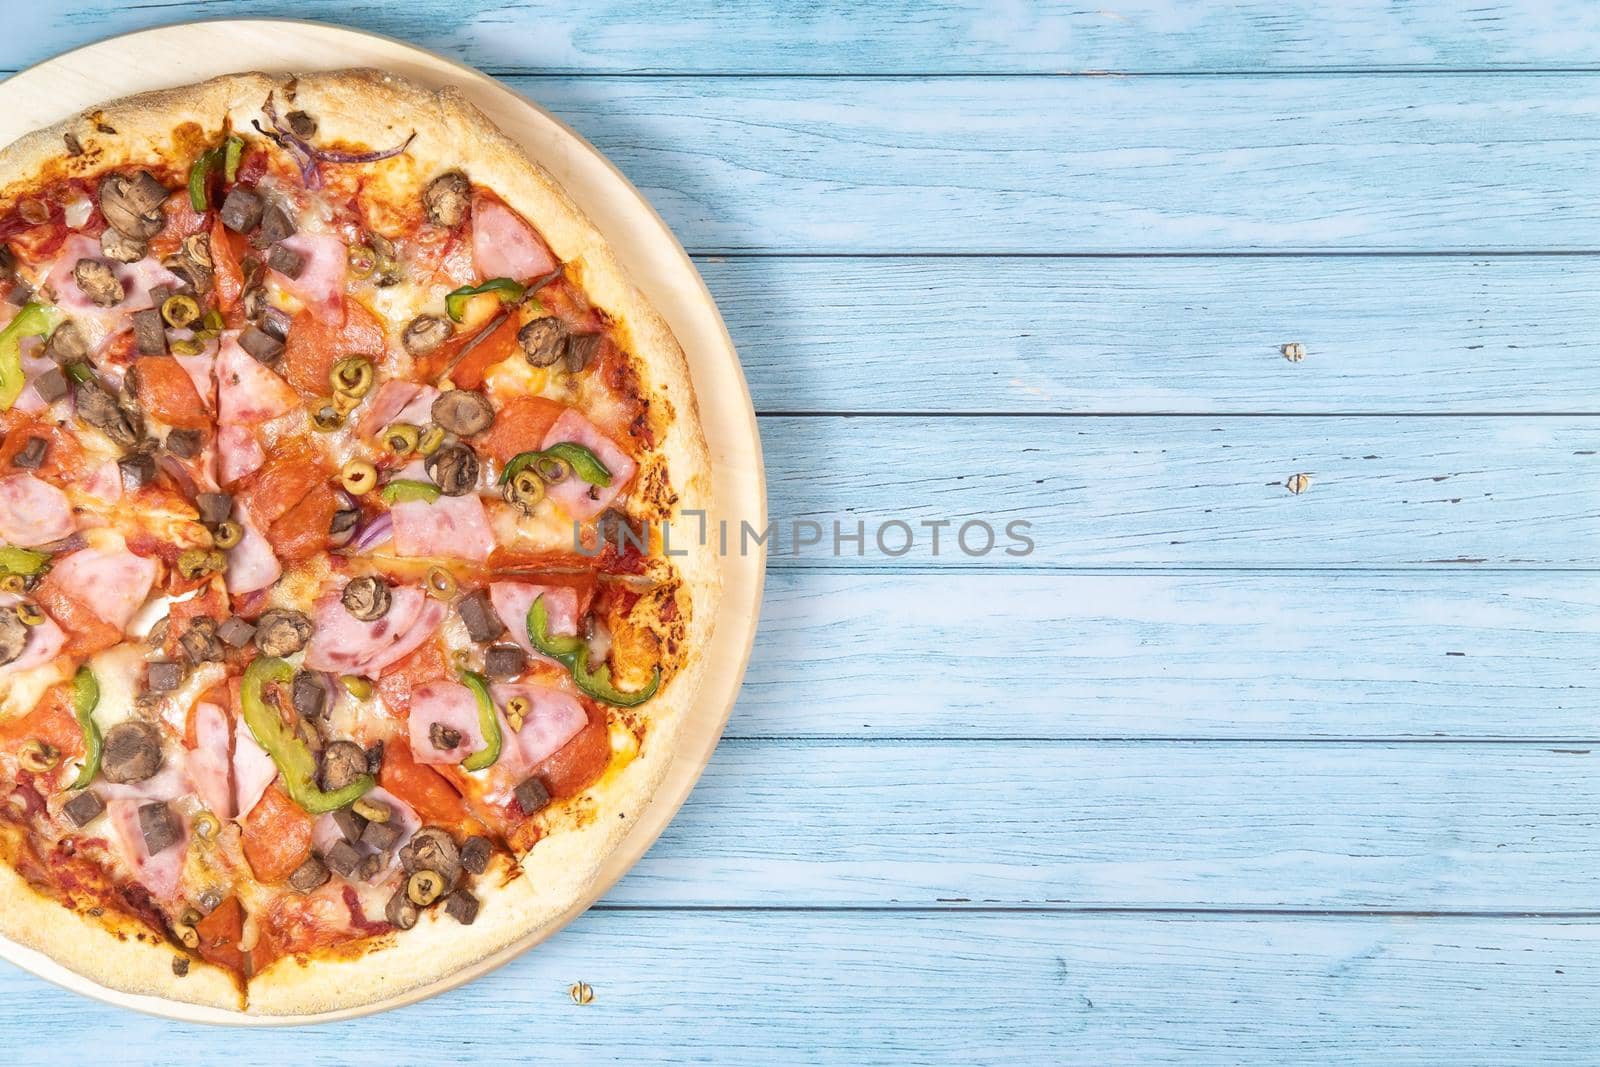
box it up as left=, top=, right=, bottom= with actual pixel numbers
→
left=347, top=512, right=394, bottom=554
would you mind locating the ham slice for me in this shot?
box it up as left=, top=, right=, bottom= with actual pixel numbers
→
left=273, top=232, right=348, bottom=324
left=173, top=348, right=216, bottom=410
left=355, top=380, right=427, bottom=438
left=78, top=459, right=122, bottom=503
left=41, top=235, right=179, bottom=350
left=224, top=514, right=280, bottom=595
left=216, top=333, right=297, bottom=425
left=391, top=492, right=495, bottom=564
left=216, top=423, right=265, bottom=485
left=0, top=473, right=75, bottom=546
left=13, top=354, right=56, bottom=414
left=489, top=582, right=579, bottom=660
left=0, top=591, right=63, bottom=674
left=187, top=701, right=234, bottom=819
left=302, top=585, right=446, bottom=677
left=48, top=547, right=158, bottom=632
left=101, top=761, right=194, bottom=902
left=540, top=410, right=637, bottom=520
left=407, top=680, right=488, bottom=766
left=233, top=725, right=277, bottom=820
left=471, top=197, right=557, bottom=282
left=490, top=682, right=587, bottom=765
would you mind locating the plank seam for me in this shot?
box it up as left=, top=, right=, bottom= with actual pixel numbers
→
left=591, top=904, right=1600, bottom=917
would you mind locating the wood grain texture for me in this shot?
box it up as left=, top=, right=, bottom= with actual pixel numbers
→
left=740, top=570, right=1600, bottom=739
left=619, top=739, right=1600, bottom=910
left=23, top=2, right=1600, bottom=74
left=510, top=75, right=1600, bottom=253
left=760, top=415, right=1600, bottom=567
left=710, top=255, right=1600, bottom=414
left=5, top=913, right=1600, bottom=1062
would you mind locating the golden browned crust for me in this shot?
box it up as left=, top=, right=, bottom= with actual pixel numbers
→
left=0, top=68, right=721, bottom=1016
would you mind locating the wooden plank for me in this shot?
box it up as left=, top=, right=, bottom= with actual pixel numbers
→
left=617, top=740, right=1600, bottom=910
left=757, top=415, right=1600, bottom=568
left=709, top=255, right=1600, bottom=414
left=24, top=2, right=1600, bottom=74
left=7, top=913, right=1600, bottom=1061
left=738, top=571, right=1600, bottom=739
left=508, top=75, right=1600, bottom=253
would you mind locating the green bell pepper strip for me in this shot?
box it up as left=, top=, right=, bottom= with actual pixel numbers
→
left=67, top=667, right=101, bottom=790
left=498, top=442, right=612, bottom=489
left=0, top=303, right=57, bottom=411
left=240, top=656, right=374, bottom=814
left=444, top=278, right=524, bottom=323
left=380, top=479, right=442, bottom=505
left=0, top=546, right=48, bottom=576
left=223, top=135, right=244, bottom=182
left=458, top=670, right=503, bottom=772
left=188, top=136, right=245, bottom=211
left=526, top=595, right=660, bottom=708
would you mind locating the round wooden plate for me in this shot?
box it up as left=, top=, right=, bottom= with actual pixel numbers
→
left=0, top=19, right=766, bottom=1024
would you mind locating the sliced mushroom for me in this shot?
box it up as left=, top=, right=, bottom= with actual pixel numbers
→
left=73, top=258, right=125, bottom=307
left=367, top=232, right=403, bottom=287
left=254, top=609, right=313, bottom=657
left=430, top=390, right=494, bottom=437
left=429, top=722, right=462, bottom=751
left=517, top=316, right=567, bottom=367
left=340, top=576, right=391, bottom=622
left=178, top=617, right=223, bottom=664
left=385, top=888, right=419, bottom=929
left=564, top=332, right=601, bottom=374
left=0, top=607, right=28, bottom=666
left=422, top=171, right=471, bottom=228
left=75, top=378, right=143, bottom=448
left=402, top=314, right=452, bottom=356
left=285, top=110, right=318, bottom=138
left=318, top=741, right=369, bottom=793
left=398, top=826, right=462, bottom=887
left=101, top=721, right=164, bottom=784
left=288, top=855, right=330, bottom=893
left=99, top=227, right=147, bottom=263
left=424, top=443, right=480, bottom=497
left=98, top=171, right=167, bottom=240
left=44, top=321, right=89, bottom=365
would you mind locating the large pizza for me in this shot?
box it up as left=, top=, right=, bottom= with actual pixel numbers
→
left=0, top=69, right=716, bottom=1014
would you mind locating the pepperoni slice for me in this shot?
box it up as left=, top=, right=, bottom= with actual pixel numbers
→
left=240, top=783, right=313, bottom=885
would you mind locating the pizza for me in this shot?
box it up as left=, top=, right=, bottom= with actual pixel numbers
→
left=0, top=69, right=716, bottom=1014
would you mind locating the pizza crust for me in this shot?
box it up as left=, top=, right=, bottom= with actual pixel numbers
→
left=0, top=69, right=722, bottom=1015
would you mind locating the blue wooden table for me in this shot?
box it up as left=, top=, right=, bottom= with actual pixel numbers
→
left=7, top=2, right=1600, bottom=1061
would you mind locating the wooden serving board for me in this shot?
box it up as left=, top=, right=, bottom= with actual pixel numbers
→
left=0, top=18, right=766, bottom=1025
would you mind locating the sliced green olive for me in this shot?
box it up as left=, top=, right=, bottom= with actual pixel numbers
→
left=0, top=573, right=26, bottom=596
left=176, top=548, right=223, bottom=580
left=192, top=811, right=220, bottom=841
left=417, top=424, right=446, bottom=456
left=502, top=467, right=545, bottom=514
left=352, top=796, right=390, bottom=823
left=340, top=459, right=379, bottom=496
left=331, top=356, right=374, bottom=399
left=211, top=520, right=243, bottom=549
left=504, top=694, right=531, bottom=731
left=15, top=602, right=44, bottom=627
left=160, top=294, right=202, bottom=329
left=425, top=566, right=457, bottom=601
left=346, top=243, right=377, bottom=281
left=17, top=739, right=58, bottom=773
left=170, top=338, right=205, bottom=357
left=312, top=399, right=345, bottom=432
left=406, top=869, right=446, bottom=907
left=340, top=674, right=374, bottom=700
left=381, top=423, right=421, bottom=456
